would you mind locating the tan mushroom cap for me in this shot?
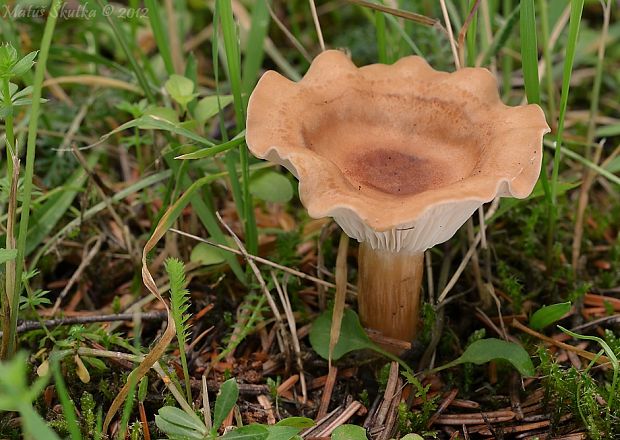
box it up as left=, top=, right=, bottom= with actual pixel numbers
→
left=246, top=50, right=550, bottom=253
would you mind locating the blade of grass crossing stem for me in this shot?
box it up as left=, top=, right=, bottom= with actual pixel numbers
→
left=217, top=0, right=258, bottom=255
left=212, top=8, right=246, bottom=243
left=94, top=0, right=156, bottom=102
left=328, top=233, right=350, bottom=367
left=217, top=0, right=244, bottom=129
left=190, top=192, right=246, bottom=283
left=520, top=0, right=553, bottom=265
left=145, top=0, right=175, bottom=76
left=52, top=361, right=82, bottom=440
left=241, top=0, right=270, bottom=106
left=538, top=0, right=557, bottom=124
left=375, top=11, right=388, bottom=63
left=104, top=174, right=227, bottom=433
left=551, top=0, right=584, bottom=202
left=519, top=0, right=540, bottom=105
left=547, top=0, right=584, bottom=257
left=466, top=0, right=478, bottom=66
left=11, top=0, right=63, bottom=358
left=501, top=0, right=514, bottom=97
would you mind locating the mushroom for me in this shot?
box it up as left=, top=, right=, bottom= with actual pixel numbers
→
left=246, top=50, right=549, bottom=343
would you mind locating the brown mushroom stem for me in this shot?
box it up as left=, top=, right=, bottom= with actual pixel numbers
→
left=357, top=242, right=424, bottom=344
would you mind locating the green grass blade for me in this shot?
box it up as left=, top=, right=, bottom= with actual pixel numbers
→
left=375, top=11, right=388, bottom=63
left=466, top=0, right=478, bottom=66
left=241, top=0, right=271, bottom=104
left=11, top=0, right=63, bottom=357
left=25, top=153, right=100, bottom=255
left=93, top=0, right=156, bottom=102
left=519, top=0, right=540, bottom=105
left=145, top=0, right=175, bottom=75
left=538, top=0, right=557, bottom=123
left=30, top=171, right=172, bottom=270
left=217, top=0, right=245, bottom=129
left=52, top=361, right=82, bottom=440
left=550, top=0, right=584, bottom=202
left=217, top=0, right=258, bottom=255
left=190, top=194, right=246, bottom=283
left=478, top=3, right=519, bottom=68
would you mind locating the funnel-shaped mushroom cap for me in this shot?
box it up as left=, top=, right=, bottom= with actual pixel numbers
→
left=246, top=51, right=550, bottom=253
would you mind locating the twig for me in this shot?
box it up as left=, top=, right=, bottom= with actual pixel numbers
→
left=439, top=0, right=460, bottom=69
left=317, top=366, right=338, bottom=419
left=435, top=410, right=515, bottom=425
left=512, top=319, right=610, bottom=365
left=376, top=362, right=399, bottom=426
left=314, top=400, right=363, bottom=437
left=308, top=0, right=325, bottom=51
left=329, top=233, right=349, bottom=367
left=301, top=405, right=343, bottom=438
left=437, top=198, right=499, bottom=303
left=169, top=228, right=355, bottom=294
left=572, top=0, right=612, bottom=270
left=266, top=0, right=312, bottom=62
left=202, top=375, right=212, bottom=430
left=428, top=389, right=459, bottom=428
left=425, top=250, right=434, bottom=304
left=457, top=0, right=481, bottom=68
left=379, top=377, right=402, bottom=440
left=272, top=272, right=308, bottom=404
left=344, top=0, right=443, bottom=29
left=215, top=213, right=292, bottom=367
left=0, top=311, right=167, bottom=337
left=257, top=395, right=276, bottom=425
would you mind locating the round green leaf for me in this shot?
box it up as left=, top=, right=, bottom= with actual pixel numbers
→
left=309, top=309, right=375, bottom=361
left=249, top=170, right=293, bottom=203
left=332, top=425, right=368, bottom=440
left=190, top=242, right=227, bottom=266
left=447, top=338, right=535, bottom=377
left=529, top=302, right=571, bottom=330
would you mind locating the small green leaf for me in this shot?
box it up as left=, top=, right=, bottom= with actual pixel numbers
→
left=157, top=406, right=207, bottom=434
left=19, top=405, right=62, bottom=440
left=0, top=104, right=11, bottom=119
left=100, top=115, right=215, bottom=148
left=399, top=435, right=424, bottom=440
left=155, top=414, right=205, bottom=439
left=81, top=356, right=107, bottom=371
left=194, top=95, right=234, bottom=125
left=138, top=377, right=148, bottom=402
left=605, top=156, right=620, bottom=174
left=0, top=44, right=18, bottom=77
left=332, top=424, right=368, bottom=440
left=213, top=378, right=239, bottom=429
left=221, top=424, right=269, bottom=439
left=11, top=51, right=38, bottom=77
left=265, top=425, right=303, bottom=440
left=143, top=106, right=180, bottom=124
left=275, top=417, right=314, bottom=428
left=165, top=74, right=198, bottom=107
left=175, top=136, right=245, bottom=160
left=249, top=170, right=293, bottom=203
left=596, top=124, right=620, bottom=138
left=0, top=248, right=17, bottom=264
left=190, top=239, right=236, bottom=266
left=440, top=338, right=535, bottom=377
left=309, top=309, right=376, bottom=361
left=530, top=302, right=571, bottom=330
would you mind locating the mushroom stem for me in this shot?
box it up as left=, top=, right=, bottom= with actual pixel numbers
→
left=357, top=242, right=424, bottom=345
